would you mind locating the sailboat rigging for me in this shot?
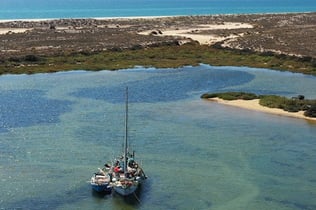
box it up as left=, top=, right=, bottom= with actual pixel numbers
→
left=90, top=87, right=147, bottom=196
left=112, top=87, right=147, bottom=196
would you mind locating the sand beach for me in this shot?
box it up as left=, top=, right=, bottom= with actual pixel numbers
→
left=209, top=97, right=316, bottom=122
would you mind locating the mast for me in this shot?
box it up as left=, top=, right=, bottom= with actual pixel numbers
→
left=124, top=87, right=128, bottom=175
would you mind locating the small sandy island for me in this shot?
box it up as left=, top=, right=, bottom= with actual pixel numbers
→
left=209, top=98, right=316, bottom=121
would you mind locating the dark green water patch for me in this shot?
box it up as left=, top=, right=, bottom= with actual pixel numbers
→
left=71, top=67, right=255, bottom=103
left=0, top=89, right=73, bottom=132
left=264, top=197, right=316, bottom=210
left=3, top=185, right=88, bottom=210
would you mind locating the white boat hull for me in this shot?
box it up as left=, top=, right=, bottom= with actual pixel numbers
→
left=113, top=180, right=138, bottom=196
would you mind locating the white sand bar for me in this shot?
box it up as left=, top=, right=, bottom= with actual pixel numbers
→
left=209, top=98, right=316, bottom=121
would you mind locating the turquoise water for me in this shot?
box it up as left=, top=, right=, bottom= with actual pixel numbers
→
left=0, top=65, right=316, bottom=209
left=0, top=0, right=315, bottom=20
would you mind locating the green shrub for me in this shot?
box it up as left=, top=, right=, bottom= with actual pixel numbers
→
left=259, top=95, right=286, bottom=108
left=200, top=93, right=218, bottom=99
left=24, top=55, right=40, bottom=62
left=8, top=57, right=22, bottom=62
left=283, top=99, right=302, bottom=112
left=304, top=104, right=316, bottom=117
left=200, top=92, right=258, bottom=100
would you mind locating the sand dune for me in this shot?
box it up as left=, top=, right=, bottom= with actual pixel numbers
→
left=139, top=22, right=253, bottom=45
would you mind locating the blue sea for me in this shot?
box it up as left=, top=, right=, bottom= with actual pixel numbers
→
left=0, top=0, right=315, bottom=20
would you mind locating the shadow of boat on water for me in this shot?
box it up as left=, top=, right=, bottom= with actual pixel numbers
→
left=111, top=184, right=146, bottom=206
left=91, top=188, right=112, bottom=198
left=91, top=181, right=149, bottom=206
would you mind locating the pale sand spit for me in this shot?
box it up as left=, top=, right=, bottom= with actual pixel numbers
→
left=209, top=98, right=316, bottom=121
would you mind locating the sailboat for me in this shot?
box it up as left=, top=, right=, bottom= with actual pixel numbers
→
left=111, top=87, right=147, bottom=196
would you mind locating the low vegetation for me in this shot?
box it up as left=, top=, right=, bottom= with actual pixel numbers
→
left=201, top=92, right=258, bottom=100
left=201, top=92, right=316, bottom=118
left=0, top=44, right=315, bottom=75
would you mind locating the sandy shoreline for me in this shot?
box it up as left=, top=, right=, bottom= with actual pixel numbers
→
left=1, top=11, right=313, bottom=22
left=0, top=15, right=175, bottom=23
left=209, top=98, right=316, bottom=122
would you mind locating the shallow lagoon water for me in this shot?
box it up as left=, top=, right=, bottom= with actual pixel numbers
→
left=0, top=65, right=316, bottom=210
